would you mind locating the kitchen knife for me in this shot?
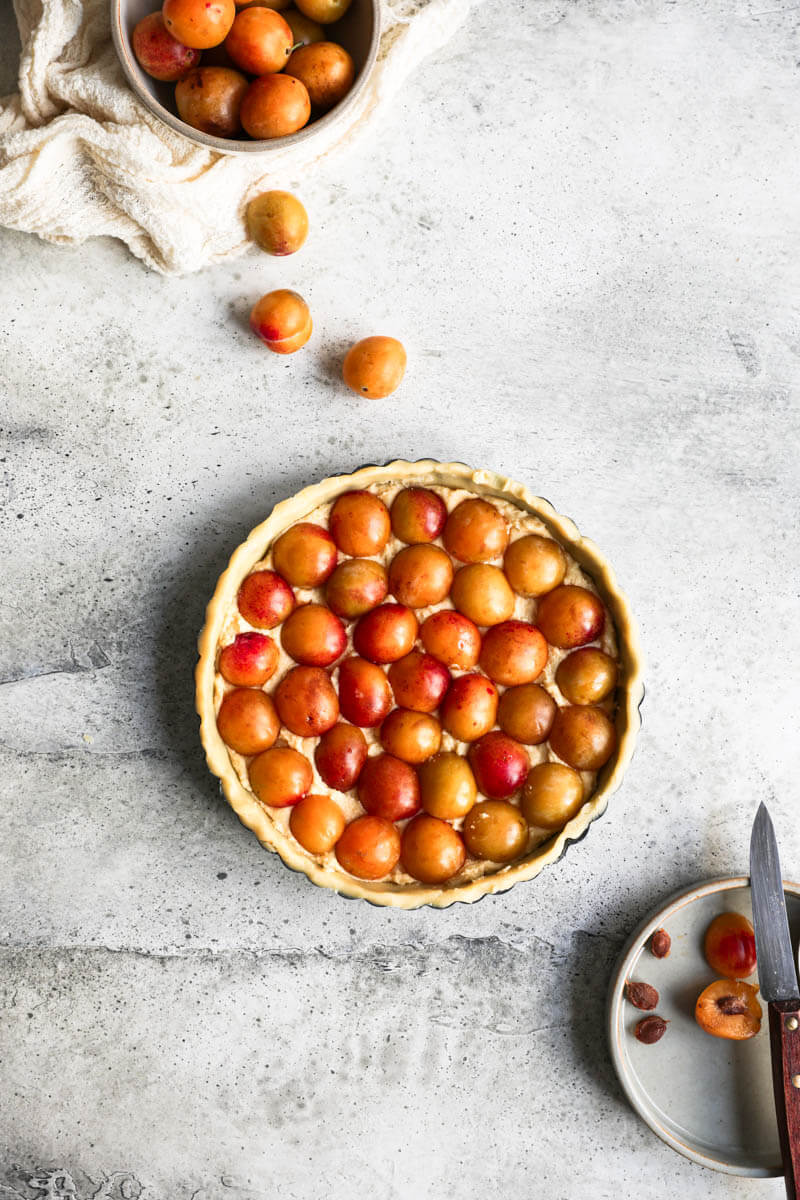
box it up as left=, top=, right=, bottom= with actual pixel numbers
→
left=750, top=802, right=800, bottom=1198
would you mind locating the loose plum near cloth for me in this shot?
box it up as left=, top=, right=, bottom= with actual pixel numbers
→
left=0, top=0, right=469, bottom=274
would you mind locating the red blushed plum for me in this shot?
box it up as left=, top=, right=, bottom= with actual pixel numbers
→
left=337, top=656, right=393, bottom=727
left=420, top=610, right=481, bottom=670
left=132, top=13, right=201, bottom=81
left=217, top=688, right=279, bottom=756
left=468, top=731, right=529, bottom=799
left=237, top=569, right=295, bottom=629
left=218, top=631, right=279, bottom=687
left=478, top=620, right=548, bottom=687
left=271, top=522, right=337, bottom=588
left=440, top=673, right=498, bottom=742
left=329, top=490, right=391, bottom=557
left=357, top=754, right=421, bottom=822
left=387, top=651, right=450, bottom=713
left=314, top=722, right=368, bottom=790
left=274, top=665, right=339, bottom=737
left=325, top=558, right=388, bottom=619
left=704, top=913, right=757, bottom=980
left=353, top=604, right=418, bottom=664
left=250, top=290, right=312, bottom=354
left=535, top=585, right=605, bottom=649
left=390, top=487, right=447, bottom=544
left=280, top=603, right=346, bottom=667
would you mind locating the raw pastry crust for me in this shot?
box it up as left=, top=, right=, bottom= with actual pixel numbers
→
left=196, top=460, right=645, bottom=909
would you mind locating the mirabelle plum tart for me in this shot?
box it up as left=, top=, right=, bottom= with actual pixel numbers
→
left=196, top=460, right=644, bottom=909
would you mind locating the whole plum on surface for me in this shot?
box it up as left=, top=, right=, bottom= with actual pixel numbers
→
left=342, top=337, right=406, bottom=399
left=314, top=722, right=368, bottom=790
left=247, top=190, right=309, bottom=257
left=250, top=289, right=312, bottom=353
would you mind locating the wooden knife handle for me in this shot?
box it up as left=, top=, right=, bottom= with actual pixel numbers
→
left=769, top=999, right=800, bottom=1199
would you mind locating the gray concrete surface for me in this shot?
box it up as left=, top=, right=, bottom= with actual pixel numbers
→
left=2, top=0, right=800, bottom=1195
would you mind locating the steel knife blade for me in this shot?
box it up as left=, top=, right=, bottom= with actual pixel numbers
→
left=750, top=802, right=800, bottom=1004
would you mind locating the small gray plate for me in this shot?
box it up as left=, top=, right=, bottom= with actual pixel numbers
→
left=608, top=875, right=800, bottom=1176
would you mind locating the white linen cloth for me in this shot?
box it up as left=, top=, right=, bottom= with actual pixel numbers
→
left=0, top=0, right=469, bottom=273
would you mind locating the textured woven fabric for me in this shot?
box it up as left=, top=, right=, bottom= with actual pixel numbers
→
left=0, top=0, right=469, bottom=273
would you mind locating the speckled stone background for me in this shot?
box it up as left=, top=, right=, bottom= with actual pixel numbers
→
left=2, top=0, right=800, bottom=1195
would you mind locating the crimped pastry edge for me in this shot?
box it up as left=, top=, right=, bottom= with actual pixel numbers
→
left=195, top=459, right=645, bottom=910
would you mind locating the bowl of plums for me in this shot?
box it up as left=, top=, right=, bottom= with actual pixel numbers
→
left=112, top=0, right=380, bottom=153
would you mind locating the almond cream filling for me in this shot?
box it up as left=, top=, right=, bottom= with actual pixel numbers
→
left=213, top=482, right=618, bottom=886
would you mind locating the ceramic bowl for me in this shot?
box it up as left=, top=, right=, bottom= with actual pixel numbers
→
left=608, top=875, right=800, bottom=1175
left=195, top=459, right=644, bottom=909
left=111, top=0, right=381, bottom=155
